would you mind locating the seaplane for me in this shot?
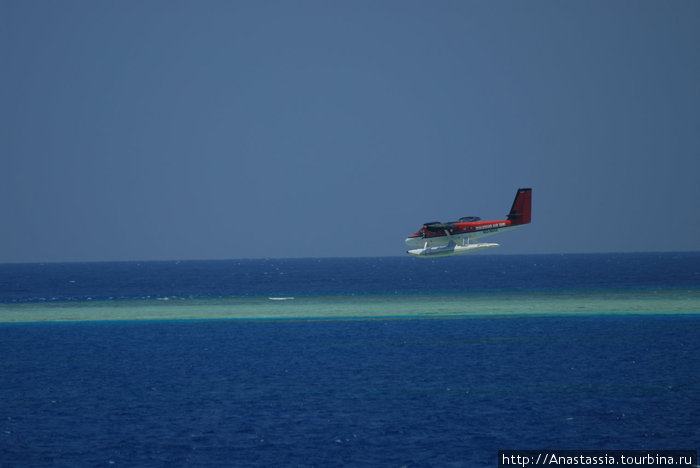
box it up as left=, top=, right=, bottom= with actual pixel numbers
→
left=405, top=188, right=532, bottom=258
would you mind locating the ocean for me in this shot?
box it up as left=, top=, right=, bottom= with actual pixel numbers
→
left=0, top=253, right=698, bottom=466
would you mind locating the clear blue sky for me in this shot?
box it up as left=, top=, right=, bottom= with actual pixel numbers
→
left=2, top=1, right=699, bottom=262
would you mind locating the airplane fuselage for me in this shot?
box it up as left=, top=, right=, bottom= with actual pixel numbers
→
left=405, top=188, right=532, bottom=257
left=404, top=220, right=518, bottom=249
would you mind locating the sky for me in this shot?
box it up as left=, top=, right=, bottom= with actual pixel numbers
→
left=1, top=1, right=699, bottom=262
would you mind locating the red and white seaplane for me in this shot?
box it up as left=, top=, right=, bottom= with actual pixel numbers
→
left=405, top=188, right=532, bottom=257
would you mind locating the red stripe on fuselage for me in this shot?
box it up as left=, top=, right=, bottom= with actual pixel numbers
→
left=410, top=219, right=512, bottom=239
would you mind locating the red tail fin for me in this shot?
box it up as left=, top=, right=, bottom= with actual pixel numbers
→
left=507, top=188, right=532, bottom=225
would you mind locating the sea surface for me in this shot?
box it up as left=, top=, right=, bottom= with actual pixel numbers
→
left=0, top=253, right=698, bottom=466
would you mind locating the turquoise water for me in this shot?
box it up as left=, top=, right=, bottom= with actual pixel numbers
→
left=1, top=254, right=698, bottom=322
left=1, top=290, right=698, bottom=323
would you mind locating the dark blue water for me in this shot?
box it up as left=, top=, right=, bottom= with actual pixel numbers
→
left=2, top=253, right=699, bottom=303
left=1, top=253, right=699, bottom=466
left=1, top=317, right=699, bottom=467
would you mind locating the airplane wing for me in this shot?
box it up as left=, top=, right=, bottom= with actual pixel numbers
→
left=424, top=222, right=454, bottom=232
